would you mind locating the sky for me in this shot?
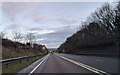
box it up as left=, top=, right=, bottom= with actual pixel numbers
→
left=1, top=2, right=106, bottom=48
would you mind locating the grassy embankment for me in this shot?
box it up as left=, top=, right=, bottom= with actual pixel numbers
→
left=2, top=46, right=42, bottom=59
left=2, top=46, right=47, bottom=73
left=2, top=54, right=47, bottom=74
left=1, top=38, right=48, bottom=74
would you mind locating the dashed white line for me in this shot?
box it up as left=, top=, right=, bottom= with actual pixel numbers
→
left=56, top=54, right=111, bottom=75
left=28, top=54, right=49, bottom=75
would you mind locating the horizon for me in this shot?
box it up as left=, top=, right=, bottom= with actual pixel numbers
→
left=1, top=2, right=107, bottom=48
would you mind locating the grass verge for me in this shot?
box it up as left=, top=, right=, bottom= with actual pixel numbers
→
left=2, top=54, right=47, bottom=74
left=2, top=46, right=43, bottom=59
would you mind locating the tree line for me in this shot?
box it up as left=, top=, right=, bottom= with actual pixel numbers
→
left=0, top=30, right=48, bottom=53
left=0, top=30, right=36, bottom=45
left=58, top=1, right=120, bottom=54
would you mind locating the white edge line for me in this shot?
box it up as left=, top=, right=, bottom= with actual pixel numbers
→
left=28, top=54, right=49, bottom=75
left=56, top=54, right=111, bottom=75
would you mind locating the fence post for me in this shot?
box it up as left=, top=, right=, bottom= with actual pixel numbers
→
left=20, top=60, right=21, bottom=64
left=27, top=58, right=29, bottom=61
left=5, top=64, right=8, bottom=69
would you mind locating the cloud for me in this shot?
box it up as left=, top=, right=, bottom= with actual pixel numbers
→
left=24, top=12, right=52, bottom=23
left=45, top=43, right=61, bottom=48
left=35, top=25, right=77, bottom=48
left=2, top=2, right=41, bottom=21
left=57, top=17, right=78, bottom=25
left=3, top=3, right=26, bottom=21
left=7, top=24, right=19, bottom=30
left=36, top=38, right=47, bottom=41
left=3, top=2, right=103, bottom=48
left=29, top=27, right=43, bottom=31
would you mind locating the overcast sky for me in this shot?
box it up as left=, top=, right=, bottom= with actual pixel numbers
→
left=1, top=2, right=105, bottom=48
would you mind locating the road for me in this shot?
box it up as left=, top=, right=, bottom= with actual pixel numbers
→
left=33, top=54, right=92, bottom=73
left=57, top=53, right=119, bottom=74
left=18, top=53, right=119, bottom=75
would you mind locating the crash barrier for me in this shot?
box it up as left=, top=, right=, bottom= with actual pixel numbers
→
left=0, top=53, right=47, bottom=69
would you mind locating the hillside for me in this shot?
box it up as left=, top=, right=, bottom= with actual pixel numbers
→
left=2, top=38, right=47, bottom=59
left=58, top=2, right=120, bottom=57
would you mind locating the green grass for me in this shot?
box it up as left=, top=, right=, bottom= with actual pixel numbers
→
left=2, top=54, right=47, bottom=74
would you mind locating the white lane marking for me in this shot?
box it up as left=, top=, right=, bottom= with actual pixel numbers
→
left=28, top=54, right=50, bottom=75
left=56, top=54, right=111, bottom=75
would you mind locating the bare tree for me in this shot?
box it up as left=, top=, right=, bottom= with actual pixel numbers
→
left=12, top=31, right=22, bottom=42
left=58, top=2, right=120, bottom=54
left=25, top=33, right=36, bottom=50
left=87, top=3, right=116, bottom=38
left=0, top=30, right=6, bottom=39
left=12, top=31, right=22, bottom=50
left=26, top=33, right=36, bottom=44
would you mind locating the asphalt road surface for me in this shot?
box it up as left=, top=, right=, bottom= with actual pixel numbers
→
left=33, top=54, right=92, bottom=73
left=56, top=53, right=118, bottom=74
left=18, top=53, right=119, bottom=75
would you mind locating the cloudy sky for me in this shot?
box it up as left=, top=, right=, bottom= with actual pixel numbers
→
left=1, top=2, right=105, bottom=48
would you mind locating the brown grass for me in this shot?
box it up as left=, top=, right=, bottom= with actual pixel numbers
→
left=2, top=46, right=42, bottom=59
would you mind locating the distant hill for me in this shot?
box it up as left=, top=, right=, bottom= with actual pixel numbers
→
left=48, top=48, right=57, bottom=51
